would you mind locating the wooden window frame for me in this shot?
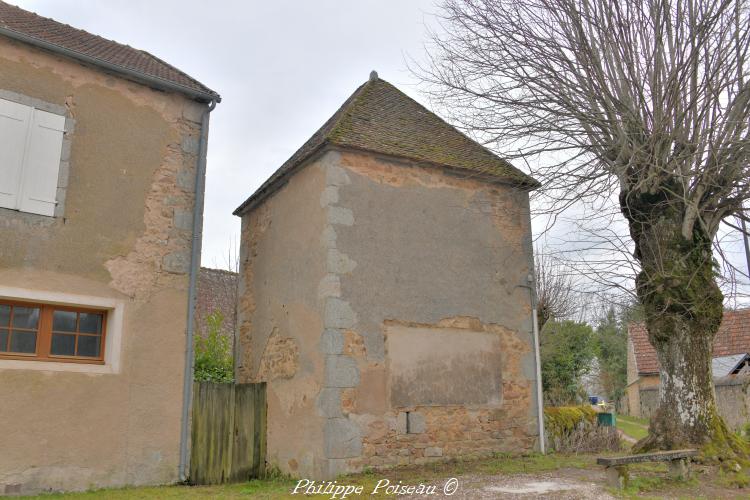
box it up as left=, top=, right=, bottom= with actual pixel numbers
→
left=0, top=299, right=107, bottom=365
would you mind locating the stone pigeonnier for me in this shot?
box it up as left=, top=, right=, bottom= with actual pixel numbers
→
left=233, top=73, right=542, bottom=479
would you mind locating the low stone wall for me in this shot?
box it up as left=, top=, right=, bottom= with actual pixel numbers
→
left=638, top=387, right=659, bottom=420
left=349, top=406, right=537, bottom=470
left=714, top=376, right=750, bottom=430
left=639, top=375, right=750, bottom=430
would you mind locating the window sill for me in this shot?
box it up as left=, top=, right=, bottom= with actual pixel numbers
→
left=0, top=358, right=114, bottom=374
left=0, top=354, right=105, bottom=365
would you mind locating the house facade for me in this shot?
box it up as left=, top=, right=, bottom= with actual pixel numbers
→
left=234, top=74, right=543, bottom=479
left=626, top=308, right=750, bottom=425
left=0, top=2, right=218, bottom=495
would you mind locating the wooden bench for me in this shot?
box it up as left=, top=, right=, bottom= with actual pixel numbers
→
left=597, top=449, right=698, bottom=488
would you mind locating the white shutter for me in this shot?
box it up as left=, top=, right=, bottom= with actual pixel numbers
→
left=17, top=108, right=66, bottom=216
left=0, top=98, right=32, bottom=210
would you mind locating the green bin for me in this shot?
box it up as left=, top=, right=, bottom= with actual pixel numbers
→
left=597, top=412, right=616, bottom=427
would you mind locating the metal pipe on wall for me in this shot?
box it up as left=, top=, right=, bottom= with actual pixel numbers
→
left=178, top=99, right=216, bottom=482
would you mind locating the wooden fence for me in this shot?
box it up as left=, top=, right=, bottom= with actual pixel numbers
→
left=190, top=381, right=267, bottom=484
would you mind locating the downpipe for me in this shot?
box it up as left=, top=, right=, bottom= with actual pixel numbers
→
left=518, top=275, right=546, bottom=454
left=178, top=99, right=216, bottom=482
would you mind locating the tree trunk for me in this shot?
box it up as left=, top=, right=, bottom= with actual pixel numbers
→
left=622, top=188, right=743, bottom=455
left=645, top=314, right=719, bottom=449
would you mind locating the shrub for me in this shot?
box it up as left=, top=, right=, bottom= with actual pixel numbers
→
left=194, top=311, right=234, bottom=383
left=544, top=405, right=620, bottom=453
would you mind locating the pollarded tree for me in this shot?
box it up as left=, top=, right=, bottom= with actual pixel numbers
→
left=421, top=0, right=750, bottom=454
left=535, top=250, right=577, bottom=330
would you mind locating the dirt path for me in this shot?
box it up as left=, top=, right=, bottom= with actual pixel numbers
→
left=405, top=468, right=615, bottom=499
left=618, top=429, right=638, bottom=444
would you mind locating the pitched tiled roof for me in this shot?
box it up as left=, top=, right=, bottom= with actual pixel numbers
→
left=196, top=267, right=237, bottom=341
left=234, top=75, right=539, bottom=214
left=629, top=308, right=750, bottom=375
left=0, top=1, right=219, bottom=101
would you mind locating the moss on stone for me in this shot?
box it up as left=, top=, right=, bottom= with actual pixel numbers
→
left=544, top=406, right=597, bottom=441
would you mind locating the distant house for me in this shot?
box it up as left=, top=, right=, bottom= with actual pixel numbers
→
left=196, top=267, right=238, bottom=340
left=0, top=2, right=218, bottom=495
left=234, top=73, right=543, bottom=479
left=626, top=308, right=750, bottom=419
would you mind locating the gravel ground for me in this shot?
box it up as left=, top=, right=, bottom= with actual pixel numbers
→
left=405, top=468, right=615, bottom=499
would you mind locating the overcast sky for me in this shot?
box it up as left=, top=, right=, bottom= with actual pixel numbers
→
left=9, top=0, right=750, bottom=305
left=12, top=0, right=438, bottom=269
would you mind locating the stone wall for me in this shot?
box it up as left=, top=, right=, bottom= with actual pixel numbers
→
left=0, top=36, right=206, bottom=495
left=235, top=155, right=329, bottom=478
left=714, top=376, right=750, bottom=430
left=196, top=267, right=237, bottom=340
left=638, top=388, right=659, bottom=420
left=638, top=376, right=750, bottom=430
left=237, top=148, right=540, bottom=479
left=332, top=150, right=539, bottom=474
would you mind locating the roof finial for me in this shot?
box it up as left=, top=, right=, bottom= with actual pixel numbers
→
left=369, top=70, right=379, bottom=82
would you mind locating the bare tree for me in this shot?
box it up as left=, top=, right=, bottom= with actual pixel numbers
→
left=535, top=250, right=577, bottom=329
left=420, top=0, right=750, bottom=455
left=212, top=235, right=240, bottom=273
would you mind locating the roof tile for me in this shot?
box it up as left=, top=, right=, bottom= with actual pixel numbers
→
left=0, top=1, right=218, bottom=100
left=234, top=76, right=538, bottom=214
left=629, top=308, right=750, bottom=375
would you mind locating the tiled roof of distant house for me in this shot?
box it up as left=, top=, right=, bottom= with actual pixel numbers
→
left=234, top=75, right=539, bottom=214
left=0, top=1, right=219, bottom=101
left=196, top=267, right=237, bottom=340
left=629, top=308, right=750, bottom=375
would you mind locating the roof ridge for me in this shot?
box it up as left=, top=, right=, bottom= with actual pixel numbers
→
left=234, top=75, right=538, bottom=215
left=200, top=266, right=239, bottom=276
left=0, top=0, right=218, bottom=100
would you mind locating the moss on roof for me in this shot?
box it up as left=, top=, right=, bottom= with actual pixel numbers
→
left=235, top=76, right=538, bottom=215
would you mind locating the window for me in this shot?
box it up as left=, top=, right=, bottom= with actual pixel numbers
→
left=0, top=301, right=106, bottom=364
left=0, top=96, right=66, bottom=217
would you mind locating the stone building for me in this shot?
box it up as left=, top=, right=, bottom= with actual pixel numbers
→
left=626, top=308, right=750, bottom=420
left=234, top=73, right=543, bottom=479
left=0, top=2, right=218, bottom=494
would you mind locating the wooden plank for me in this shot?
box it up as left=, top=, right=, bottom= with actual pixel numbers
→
left=231, top=383, right=257, bottom=482
left=190, top=382, right=235, bottom=484
left=253, top=382, right=267, bottom=478
left=597, top=449, right=698, bottom=466
left=190, top=381, right=267, bottom=484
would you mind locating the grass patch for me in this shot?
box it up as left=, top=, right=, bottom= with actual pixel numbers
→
left=618, top=414, right=649, bottom=427
left=615, top=476, right=701, bottom=499
left=19, top=453, right=599, bottom=499
left=20, top=478, right=297, bottom=499
left=617, top=414, right=649, bottom=441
